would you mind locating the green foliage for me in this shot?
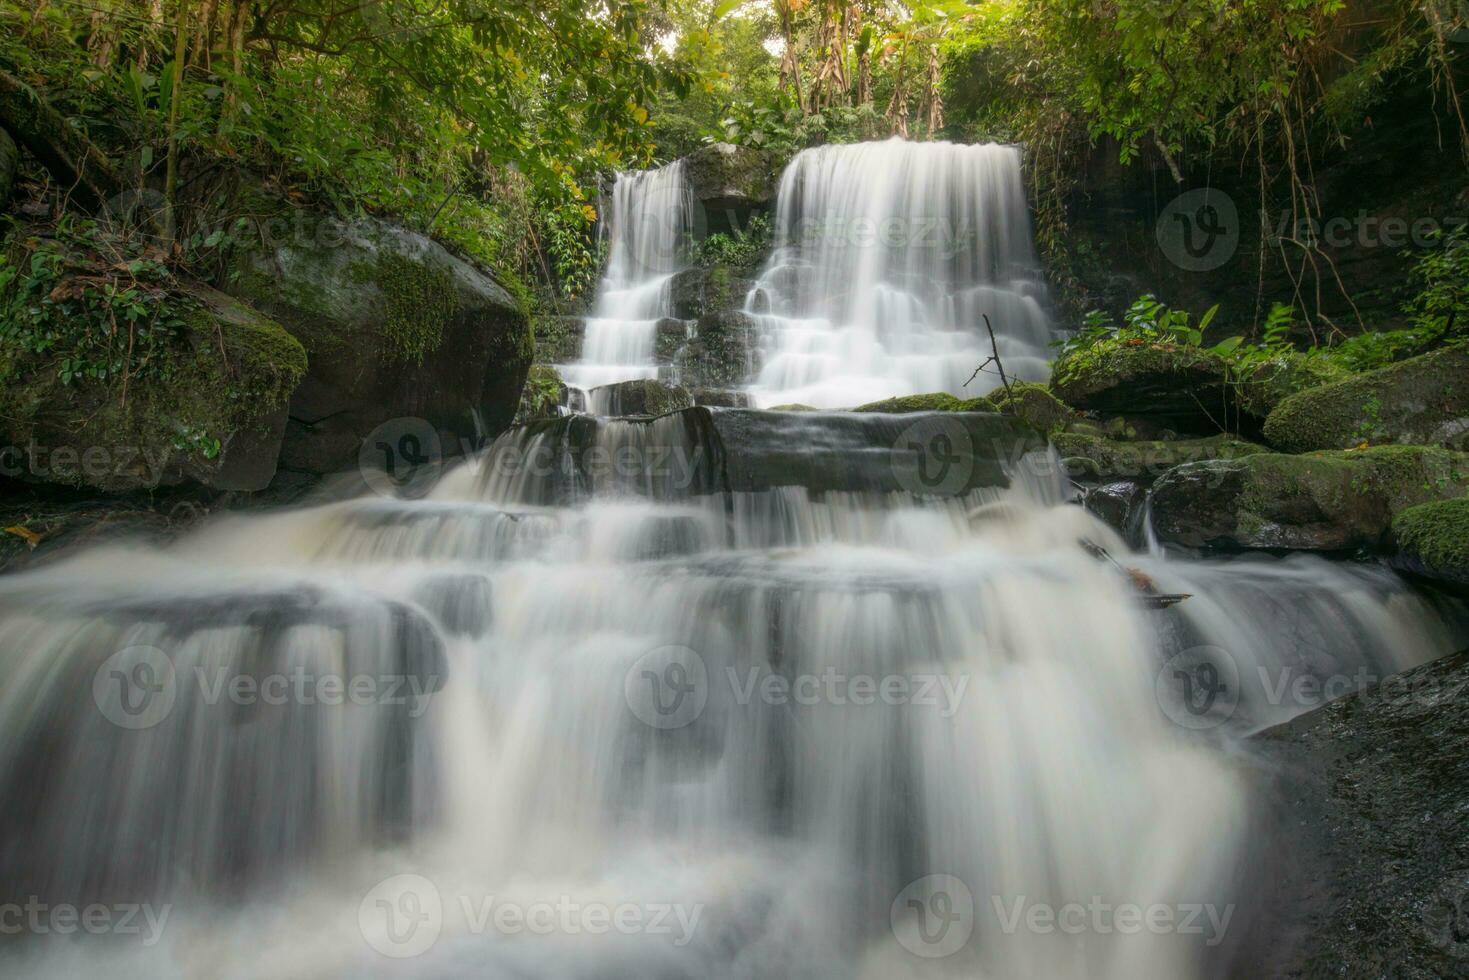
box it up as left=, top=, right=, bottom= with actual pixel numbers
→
left=0, top=217, right=195, bottom=389
left=694, top=213, right=771, bottom=271
left=1055, top=294, right=1226, bottom=361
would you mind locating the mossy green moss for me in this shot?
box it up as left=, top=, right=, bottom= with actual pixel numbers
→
left=1051, top=339, right=1225, bottom=400
left=351, top=252, right=458, bottom=364
left=0, top=283, right=305, bottom=490
left=1234, top=353, right=1352, bottom=419
left=1263, top=346, right=1469, bottom=452
left=1392, top=497, right=1469, bottom=579
left=853, top=392, right=999, bottom=413
left=987, top=382, right=1075, bottom=435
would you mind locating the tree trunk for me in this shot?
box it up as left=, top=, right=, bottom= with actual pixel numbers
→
left=0, top=70, right=124, bottom=208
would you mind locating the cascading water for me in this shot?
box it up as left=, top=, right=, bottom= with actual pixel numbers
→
left=1, top=140, right=1465, bottom=979
left=561, top=162, right=694, bottom=412
left=0, top=408, right=1462, bottom=979
left=745, top=139, right=1056, bottom=409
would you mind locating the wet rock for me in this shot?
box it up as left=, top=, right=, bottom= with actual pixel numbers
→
left=1049, top=433, right=1265, bottom=484
left=676, top=311, right=755, bottom=388
left=588, top=379, right=694, bottom=417
left=653, top=316, right=690, bottom=364
left=533, top=314, right=584, bottom=363
left=1390, top=497, right=1469, bottom=589
left=668, top=266, right=757, bottom=320
left=1051, top=341, right=1230, bottom=433
left=1263, top=346, right=1469, bottom=452
left=1149, top=446, right=1469, bottom=551
left=413, top=572, right=494, bottom=636
left=228, top=211, right=531, bottom=476
left=692, top=388, right=752, bottom=408
left=1084, top=481, right=1146, bottom=539
left=1240, top=649, right=1469, bottom=978
left=853, top=393, right=998, bottom=413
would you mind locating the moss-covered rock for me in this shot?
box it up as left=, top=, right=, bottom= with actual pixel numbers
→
left=0, top=282, right=305, bottom=492
left=675, top=310, right=753, bottom=387
left=669, top=266, right=757, bottom=320
left=227, top=211, right=530, bottom=476
left=1051, top=340, right=1230, bottom=432
left=853, top=393, right=999, bottom=414
left=1049, top=432, right=1266, bottom=484
left=516, top=365, right=567, bottom=424
left=1234, top=353, right=1352, bottom=419
left=683, top=142, right=779, bottom=219
left=768, top=403, right=819, bottom=412
left=987, top=382, right=1076, bottom=435
left=533, top=314, right=584, bottom=364
left=1150, top=446, right=1469, bottom=551
left=1390, top=497, right=1469, bottom=587
left=588, top=378, right=693, bottom=417
left=1263, top=346, right=1469, bottom=452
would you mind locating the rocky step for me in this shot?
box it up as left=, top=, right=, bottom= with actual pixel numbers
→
left=475, top=407, right=1048, bottom=504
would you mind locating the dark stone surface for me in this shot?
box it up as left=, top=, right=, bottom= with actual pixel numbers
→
left=677, top=311, right=755, bottom=388
left=1235, top=648, right=1469, bottom=978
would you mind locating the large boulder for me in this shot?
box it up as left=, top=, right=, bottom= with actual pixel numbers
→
left=1263, top=346, right=1469, bottom=452
left=1239, top=649, right=1469, bottom=977
left=683, top=142, right=779, bottom=233
left=1149, top=446, right=1469, bottom=551
left=227, top=211, right=531, bottom=475
left=0, top=281, right=305, bottom=492
left=1390, top=497, right=1469, bottom=589
left=1051, top=340, right=1229, bottom=433
left=676, top=311, right=755, bottom=388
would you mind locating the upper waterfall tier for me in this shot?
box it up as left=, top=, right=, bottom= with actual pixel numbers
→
left=746, top=139, right=1056, bottom=409
left=563, top=162, right=695, bottom=403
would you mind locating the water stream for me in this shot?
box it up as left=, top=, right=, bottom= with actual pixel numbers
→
left=0, top=140, right=1463, bottom=979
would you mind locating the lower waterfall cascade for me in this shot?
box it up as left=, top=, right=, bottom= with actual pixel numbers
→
left=0, top=406, right=1463, bottom=979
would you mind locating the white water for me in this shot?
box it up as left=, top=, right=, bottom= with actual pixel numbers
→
left=745, top=139, right=1055, bottom=409
left=0, top=417, right=1461, bottom=978
left=561, top=162, right=694, bottom=411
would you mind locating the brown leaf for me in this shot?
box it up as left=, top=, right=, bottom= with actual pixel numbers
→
left=3, top=525, right=43, bottom=549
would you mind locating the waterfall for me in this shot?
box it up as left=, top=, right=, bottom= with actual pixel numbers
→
left=561, top=162, right=694, bottom=411
left=0, top=410, right=1462, bottom=979
left=745, top=139, right=1055, bottom=409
